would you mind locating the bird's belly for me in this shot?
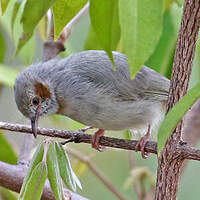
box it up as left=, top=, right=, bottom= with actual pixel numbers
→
left=66, top=100, right=165, bottom=132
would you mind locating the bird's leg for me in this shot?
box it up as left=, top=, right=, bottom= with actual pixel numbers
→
left=92, top=129, right=105, bottom=152
left=135, top=124, right=151, bottom=159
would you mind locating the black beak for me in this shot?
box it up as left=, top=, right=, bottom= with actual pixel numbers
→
left=31, top=106, right=41, bottom=138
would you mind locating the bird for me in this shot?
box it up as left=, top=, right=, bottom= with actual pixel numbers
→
left=14, top=50, right=170, bottom=158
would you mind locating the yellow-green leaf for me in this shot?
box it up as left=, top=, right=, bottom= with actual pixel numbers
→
left=0, top=131, right=17, bottom=164
left=52, top=0, right=87, bottom=40
left=56, top=142, right=82, bottom=192
left=11, top=0, right=22, bottom=34
left=19, top=162, right=47, bottom=200
left=19, top=143, right=44, bottom=198
left=1, top=0, right=10, bottom=15
left=17, top=0, right=56, bottom=53
left=47, top=142, right=64, bottom=200
left=89, top=0, right=120, bottom=62
left=0, top=29, right=5, bottom=62
left=119, top=0, right=163, bottom=78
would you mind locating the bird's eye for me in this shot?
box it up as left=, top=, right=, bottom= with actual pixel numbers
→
left=32, top=96, right=40, bottom=106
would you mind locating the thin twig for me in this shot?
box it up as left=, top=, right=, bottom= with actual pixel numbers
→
left=1, top=121, right=200, bottom=161
left=66, top=148, right=128, bottom=200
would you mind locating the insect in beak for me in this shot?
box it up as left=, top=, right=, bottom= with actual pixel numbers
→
left=31, top=105, right=41, bottom=138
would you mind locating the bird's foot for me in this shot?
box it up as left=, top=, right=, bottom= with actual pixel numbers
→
left=135, top=125, right=151, bottom=159
left=92, top=129, right=106, bottom=152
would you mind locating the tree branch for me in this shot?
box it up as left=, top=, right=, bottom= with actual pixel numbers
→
left=155, top=1, right=200, bottom=199
left=1, top=121, right=200, bottom=161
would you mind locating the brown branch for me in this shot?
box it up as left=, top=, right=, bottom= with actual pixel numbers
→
left=0, top=161, right=88, bottom=200
left=0, top=121, right=200, bottom=161
left=0, top=121, right=157, bottom=152
left=66, top=148, right=128, bottom=200
left=155, top=1, right=200, bottom=200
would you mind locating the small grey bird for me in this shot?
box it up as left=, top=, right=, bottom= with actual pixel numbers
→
left=14, top=50, right=170, bottom=158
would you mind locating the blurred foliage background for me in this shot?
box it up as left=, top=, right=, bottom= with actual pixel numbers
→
left=0, top=0, right=200, bottom=199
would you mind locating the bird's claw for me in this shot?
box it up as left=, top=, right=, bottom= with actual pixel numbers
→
left=91, top=129, right=106, bottom=152
left=135, top=135, right=150, bottom=159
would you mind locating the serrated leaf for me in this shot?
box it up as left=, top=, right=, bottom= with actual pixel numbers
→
left=158, top=82, right=200, bottom=155
left=52, top=0, right=87, bottom=40
left=19, top=162, right=47, bottom=200
left=19, top=143, right=44, bottom=197
left=0, top=65, right=18, bottom=87
left=119, top=0, right=163, bottom=78
left=17, top=0, right=56, bottom=53
left=56, top=143, right=82, bottom=192
left=0, top=131, right=17, bottom=164
left=89, top=0, right=120, bottom=62
left=1, top=0, right=10, bottom=15
left=47, top=142, right=64, bottom=200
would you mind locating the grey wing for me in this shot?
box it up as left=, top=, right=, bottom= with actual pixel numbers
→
left=130, top=66, right=170, bottom=101
left=57, top=50, right=139, bottom=101
left=55, top=50, right=169, bottom=102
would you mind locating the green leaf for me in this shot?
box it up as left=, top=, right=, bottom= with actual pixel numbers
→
left=56, top=142, right=82, bottom=192
left=123, top=130, right=132, bottom=140
left=52, top=0, right=87, bottom=40
left=19, top=162, right=47, bottom=200
left=47, top=142, right=64, bottom=200
left=1, top=0, right=10, bottom=15
left=0, top=30, right=5, bottom=62
left=17, top=0, right=56, bottom=53
left=84, top=26, right=104, bottom=50
left=145, top=9, right=176, bottom=77
left=0, top=65, right=18, bottom=87
left=0, top=187, right=18, bottom=200
left=157, top=82, right=200, bottom=155
left=89, top=0, right=120, bottom=62
left=0, top=131, right=17, bottom=164
left=19, top=143, right=44, bottom=198
left=11, top=0, right=23, bottom=34
left=119, top=0, right=163, bottom=78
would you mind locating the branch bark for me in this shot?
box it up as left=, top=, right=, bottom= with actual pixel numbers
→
left=0, top=121, right=200, bottom=161
left=155, top=1, right=200, bottom=199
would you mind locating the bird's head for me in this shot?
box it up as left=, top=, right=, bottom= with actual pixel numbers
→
left=14, top=68, right=59, bottom=137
